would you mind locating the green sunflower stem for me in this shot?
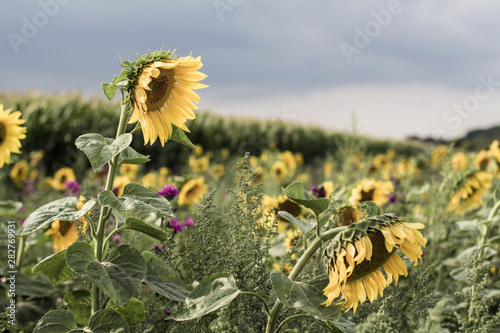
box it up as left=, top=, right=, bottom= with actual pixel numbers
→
left=91, top=92, right=129, bottom=314
left=265, top=226, right=347, bottom=333
left=478, top=199, right=500, bottom=256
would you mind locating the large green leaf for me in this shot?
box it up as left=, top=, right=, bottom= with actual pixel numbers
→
left=75, top=133, right=132, bottom=171
left=97, top=183, right=173, bottom=217
left=117, top=218, right=170, bottom=242
left=2, top=272, right=55, bottom=297
left=66, top=242, right=146, bottom=307
left=142, top=251, right=189, bottom=303
left=270, top=271, right=341, bottom=321
left=283, top=182, right=330, bottom=216
left=170, top=124, right=197, bottom=149
left=18, top=197, right=95, bottom=236
left=278, top=211, right=316, bottom=235
left=33, top=250, right=77, bottom=285
left=106, top=298, right=145, bottom=326
left=63, top=290, right=91, bottom=326
left=326, top=317, right=356, bottom=333
left=169, top=273, right=240, bottom=321
left=33, top=309, right=79, bottom=333
left=88, top=309, right=129, bottom=333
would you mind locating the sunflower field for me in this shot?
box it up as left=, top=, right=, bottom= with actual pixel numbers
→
left=1, top=59, right=500, bottom=332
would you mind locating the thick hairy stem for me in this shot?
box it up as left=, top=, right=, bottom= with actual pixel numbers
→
left=91, top=95, right=129, bottom=314
left=265, top=226, right=346, bottom=333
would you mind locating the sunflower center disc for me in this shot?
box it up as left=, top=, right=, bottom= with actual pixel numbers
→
left=360, top=189, right=375, bottom=202
left=0, top=122, right=6, bottom=145
left=347, top=229, right=393, bottom=282
left=145, top=68, right=176, bottom=112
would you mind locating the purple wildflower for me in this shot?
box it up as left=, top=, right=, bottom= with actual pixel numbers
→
left=388, top=194, right=397, bottom=204
left=112, top=234, right=122, bottom=245
left=183, top=217, right=194, bottom=228
left=169, top=218, right=184, bottom=237
left=157, top=185, right=179, bottom=200
left=154, top=245, right=162, bottom=254
left=164, top=310, right=171, bottom=317
left=311, top=185, right=326, bottom=198
left=65, top=180, right=81, bottom=195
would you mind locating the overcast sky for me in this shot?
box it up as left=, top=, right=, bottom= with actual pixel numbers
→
left=2, top=0, right=500, bottom=140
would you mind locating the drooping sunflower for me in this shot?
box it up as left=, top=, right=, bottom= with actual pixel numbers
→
left=126, top=50, right=208, bottom=146
left=322, top=214, right=426, bottom=313
left=349, top=179, right=394, bottom=207
left=0, top=104, right=26, bottom=168
left=45, top=200, right=86, bottom=252
left=177, top=177, right=207, bottom=206
left=447, top=171, right=492, bottom=215
left=49, top=167, right=76, bottom=191
left=10, top=160, right=29, bottom=184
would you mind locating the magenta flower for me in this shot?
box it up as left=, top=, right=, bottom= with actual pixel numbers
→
left=157, top=185, right=179, bottom=200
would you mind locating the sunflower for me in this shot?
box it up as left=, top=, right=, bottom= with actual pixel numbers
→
left=349, top=179, right=394, bottom=207
left=475, top=150, right=491, bottom=171
left=270, top=161, right=288, bottom=181
left=322, top=214, right=426, bottom=313
left=119, top=163, right=139, bottom=179
left=177, top=177, right=207, bottom=206
left=336, top=205, right=360, bottom=227
left=10, top=160, right=29, bottom=184
left=431, top=145, right=448, bottom=168
left=212, top=164, right=225, bottom=179
left=127, top=51, right=208, bottom=146
left=45, top=200, right=86, bottom=252
left=0, top=104, right=26, bottom=168
left=451, top=152, right=469, bottom=171
left=447, top=171, right=492, bottom=215
left=189, top=155, right=210, bottom=173
left=113, top=175, right=131, bottom=196
left=49, top=167, right=76, bottom=191
left=261, top=194, right=302, bottom=232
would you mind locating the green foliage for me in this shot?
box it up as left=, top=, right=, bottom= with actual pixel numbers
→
left=32, top=250, right=77, bottom=285
left=283, top=181, right=330, bottom=216
left=75, top=133, right=133, bottom=171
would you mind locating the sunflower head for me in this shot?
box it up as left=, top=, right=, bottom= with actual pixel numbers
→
left=177, top=177, right=207, bottom=206
left=0, top=104, right=27, bottom=168
left=322, top=214, right=426, bottom=313
left=49, top=167, right=76, bottom=191
left=105, top=49, right=208, bottom=146
left=45, top=200, right=86, bottom=252
left=447, top=171, right=492, bottom=215
left=349, top=179, right=394, bottom=207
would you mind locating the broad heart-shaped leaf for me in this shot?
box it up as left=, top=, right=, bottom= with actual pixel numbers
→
left=278, top=211, right=316, bottom=235
left=169, top=273, right=240, bottom=321
left=270, top=270, right=341, bottom=321
left=63, top=290, right=91, bottom=326
left=33, top=249, right=77, bottom=285
left=98, top=183, right=173, bottom=217
left=106, top=298, right=145, bottom=326
left=118, top=218, right=170, bottom=242
left=283, top=182, right=330, bottom=216
left=103, top=137, right=150, bottom=165
left=66, top=242, right=146, bottom=307
left=358, top=201, right=382, bottom=217
left=75, top=133, right=132, bottom=171
left=170, top=124, right=197, bottom=149
left=18, top=197, right=95, bottom=236
left=88, top=309, right=129, bottom=333
left=142, top=251, right=189, bottom=303
left=33, top=309, right=80, bottom=333
left=101, top=82, right=119, bottom=101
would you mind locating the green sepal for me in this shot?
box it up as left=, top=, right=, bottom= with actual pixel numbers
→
left=283, top=182, right=329, bottom=216
left=102, top=82, right=119, bottom=102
